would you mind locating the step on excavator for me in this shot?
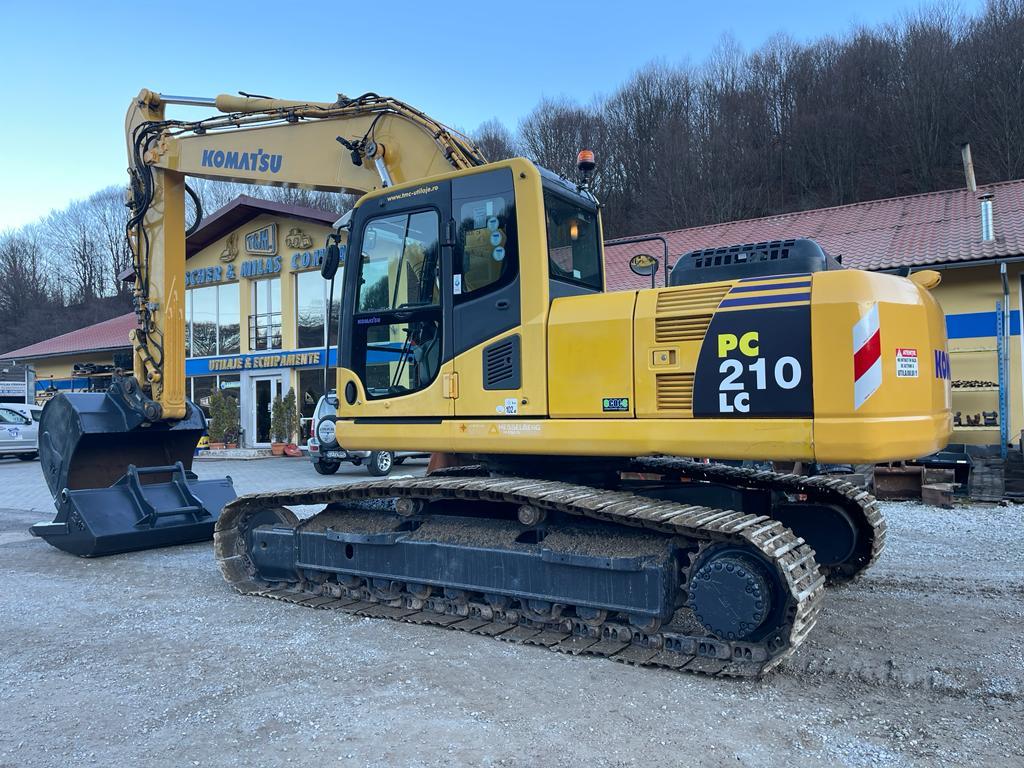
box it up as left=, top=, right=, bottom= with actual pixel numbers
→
left=33, top=88, right=951, bottom=677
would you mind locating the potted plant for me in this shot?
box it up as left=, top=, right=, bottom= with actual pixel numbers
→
left=270, top=391, right=287, bottom=455
left=221, top=393, right=240, bottom=449
left=207, top=390, right=228, bottom=450
left=281, top=388, right=301, bottom=456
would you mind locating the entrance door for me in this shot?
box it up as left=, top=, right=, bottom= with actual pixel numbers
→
left=252, top=376, right=283, bottom=445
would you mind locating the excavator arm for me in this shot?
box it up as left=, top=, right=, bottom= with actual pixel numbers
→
left=124, top=88, right=485, bottom=421
left=31, top=88, right=486, bottom=556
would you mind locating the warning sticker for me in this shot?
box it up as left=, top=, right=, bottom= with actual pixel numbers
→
left=896, top=347, right=918, bottom=378
left=496, top=423, right=540, bottom=435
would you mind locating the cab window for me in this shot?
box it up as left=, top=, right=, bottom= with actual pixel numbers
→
left=453, top=169, right=517, bottom=300
left=544, top=192, right=602, bottom=290
left=357, top=210, right=441, bottom=312
left=353, top=208, right=444, bottom=400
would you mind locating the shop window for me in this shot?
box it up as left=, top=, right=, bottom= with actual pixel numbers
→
left=185, top=291, right=192, bottom=357
left=187, top=374, right=240, bottom=419
left=219, top=374, right=240, bottom=403
left=191, top=286, right=218, bottom=357
left=218, top=283, right=240, bottom=355
left=185, top=283, right=241, bottom=357
left=296, top=270, right=339, bottom=349
left=250, top=277, right=281, bottom=350
left=191, top=375, right=217, bottom=417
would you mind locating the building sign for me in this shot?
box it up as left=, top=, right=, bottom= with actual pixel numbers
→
left=187, top=265, right=233, bottom=286
left=0, top=381, right=27, bottom=397
left=209, top=351, right=322, bottom=371
left=188, top=352, right=323, bottom=376
left=291, top=247, right=333, bottom=270
left=245, top=223, right=277, bottom=255
left=186, top=255, right=284, bottom=286
left=240, top=256, right=283, bottom=277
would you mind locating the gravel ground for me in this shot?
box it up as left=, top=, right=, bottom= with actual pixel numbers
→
left=0, top=458, right=1022, bottom=767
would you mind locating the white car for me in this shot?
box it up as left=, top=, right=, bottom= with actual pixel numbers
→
left=0, top=403, right=41, bottom=460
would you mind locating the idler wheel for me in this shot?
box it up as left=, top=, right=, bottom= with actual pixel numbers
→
left=688, top=551, right=772, bottom=641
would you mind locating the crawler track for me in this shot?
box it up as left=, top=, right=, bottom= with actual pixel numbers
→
left=630, top=457, right=886, bottom=582
left=215, top=474, right=827, bottom=678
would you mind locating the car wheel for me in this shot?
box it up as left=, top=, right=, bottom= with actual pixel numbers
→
left=17, top=453, right=38, bottom=461
left=313, top=459, right=340, bottom=475
left=367, top=450, right=394, bottom=476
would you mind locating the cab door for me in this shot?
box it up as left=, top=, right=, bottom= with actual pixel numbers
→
left=449, top=168, right=525, bottom=416
left=339, top=181, right=455, bottom=420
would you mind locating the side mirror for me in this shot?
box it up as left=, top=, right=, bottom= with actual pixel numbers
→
left=628, top=253, right=659, bottom=277
left=321, top=243, right=344, bottom=280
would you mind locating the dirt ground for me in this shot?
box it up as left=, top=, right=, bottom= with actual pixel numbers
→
left=0, top=459, right=1021, bottom=767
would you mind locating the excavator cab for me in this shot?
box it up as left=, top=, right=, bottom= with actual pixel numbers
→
left=30, top=380, right=236, bottom=556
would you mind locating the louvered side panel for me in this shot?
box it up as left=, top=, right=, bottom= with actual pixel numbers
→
left=656, top=284, right=731, bottom=314
left=655, top=373, right=694, bottom=412
left=654, top=283, right=730, bottom=343
left=655, top=313, right=713, bottom=342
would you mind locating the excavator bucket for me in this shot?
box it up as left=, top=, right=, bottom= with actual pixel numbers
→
left=30, top=391, right=236, bottom=557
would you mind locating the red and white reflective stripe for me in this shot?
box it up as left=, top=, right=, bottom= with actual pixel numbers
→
left=853, top=303, right=882, bottom=410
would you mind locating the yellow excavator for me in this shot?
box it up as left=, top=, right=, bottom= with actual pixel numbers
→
left=32, top=88, right=951, bottom=677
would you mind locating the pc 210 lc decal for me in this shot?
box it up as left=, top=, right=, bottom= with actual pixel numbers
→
left=693, top=305, right=813, bottom=418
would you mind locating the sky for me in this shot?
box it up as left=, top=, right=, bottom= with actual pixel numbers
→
left=0, top=0, right=985, bottom=231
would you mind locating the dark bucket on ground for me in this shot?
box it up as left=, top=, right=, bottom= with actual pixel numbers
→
left=29, top=390, right=236, bottom=556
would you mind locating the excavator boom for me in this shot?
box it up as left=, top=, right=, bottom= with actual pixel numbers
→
left=33, top=88, right=485, bottom=556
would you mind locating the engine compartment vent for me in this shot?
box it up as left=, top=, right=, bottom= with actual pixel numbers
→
left=656, top=373, right=695, bottom=412
left=669, top=237, right=840, bottom=287
left=655, top=284, right=730, bottom=342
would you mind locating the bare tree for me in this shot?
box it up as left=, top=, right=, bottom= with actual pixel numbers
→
left=88, top=186, right=133, bottom=295
left=966, top=0, right=1024, bottom=181
left=473, top=119, right=518, bottom=161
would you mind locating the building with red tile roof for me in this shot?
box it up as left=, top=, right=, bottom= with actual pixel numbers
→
left=604, top=179, right=1024, bottom=292
left=1, top=312, right=135, bottom=361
